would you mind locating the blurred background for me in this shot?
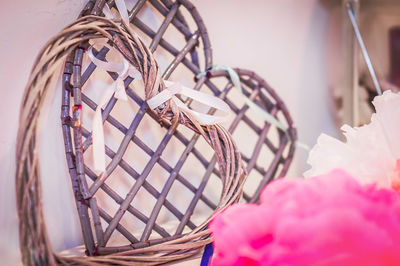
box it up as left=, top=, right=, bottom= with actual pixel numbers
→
left=1, top=0, right=399, bottom=264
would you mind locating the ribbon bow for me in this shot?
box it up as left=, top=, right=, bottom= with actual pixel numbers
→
left=86, top=2, right=232, bottom=175
left=88, top=41, right=142, bottom=174
left=147, top=80, right=231, bottom=125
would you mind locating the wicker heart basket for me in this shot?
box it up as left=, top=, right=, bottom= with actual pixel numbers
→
left=15, top=0, right=296, bottom=265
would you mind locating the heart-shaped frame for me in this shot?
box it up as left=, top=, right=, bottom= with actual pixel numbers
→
left=16, top=15, right=246, bottom=265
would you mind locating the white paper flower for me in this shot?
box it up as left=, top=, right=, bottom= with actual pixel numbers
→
left=304, top=90, right=400, bottom=190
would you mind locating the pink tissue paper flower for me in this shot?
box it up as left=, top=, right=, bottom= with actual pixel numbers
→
left=210, top=170, right=400, bottom=266
left=305, top=91, right=400, bottom=191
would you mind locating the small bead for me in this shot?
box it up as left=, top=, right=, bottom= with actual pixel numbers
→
left=72, top=104, right=82, bottom=112
left=63, top=116, right=71, bottom=125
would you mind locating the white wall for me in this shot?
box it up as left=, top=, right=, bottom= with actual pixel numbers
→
left=0, top=0, right=338, bottom=264
left=0, top=1, right=86, bottom=265
left=194, top=0, right=339, bottom=174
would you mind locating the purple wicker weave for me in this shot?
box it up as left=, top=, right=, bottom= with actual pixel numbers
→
left=60, top=0, right=297, bottom=259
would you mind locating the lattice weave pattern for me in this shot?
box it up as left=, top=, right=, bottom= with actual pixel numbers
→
left=72, top=0, right=296, bottom=202
left=16, top=15, right=246, bottom=265
left=16, top=0, right=297, bottom=265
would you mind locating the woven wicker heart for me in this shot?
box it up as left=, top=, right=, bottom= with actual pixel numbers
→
left=16, top=16, right=245, bottom=265
left=63, top=61, right=296, bottom=258
left=16, top=0, right=296, bottom=265
left=60, top=1, right=296, bottom=257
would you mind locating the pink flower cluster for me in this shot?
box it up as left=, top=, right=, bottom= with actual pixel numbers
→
left=210, top=170, right=400, bottom=265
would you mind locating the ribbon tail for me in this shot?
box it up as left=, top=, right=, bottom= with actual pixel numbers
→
left=245, top=98, right=287, bottom=132
left=92, top=109, right=106, bottom=175
left=173, top=96, right=230, bottom=125
left=295, top=141, right=310, bottom=151
left=92, top=87, right=115, bottom=175
left=114, top=78, right=128, bottom=101
left=148, top=80, right=232, bottom=125
left=102, top=4, right=114, bottom=19
left=115, top=0, right=130, bottom=24
left=226, top=67, right=242, bottom=90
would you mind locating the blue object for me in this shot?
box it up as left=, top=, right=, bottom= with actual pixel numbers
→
left=200, top=242, right=214, bottom=266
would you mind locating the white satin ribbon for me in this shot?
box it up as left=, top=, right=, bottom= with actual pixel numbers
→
left=102, top=0, right=130, bottom=23
left=102, top=3, right=114, bottom=19
left=87, top=41, right=141, bottom=174
left=115, top=0, right=130, bottom=23
left=91, top=2, right=134, bottom=174
left=147, top=80, right=231, bottom=125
